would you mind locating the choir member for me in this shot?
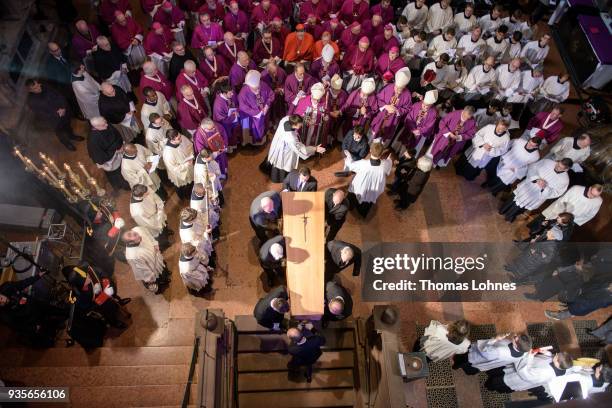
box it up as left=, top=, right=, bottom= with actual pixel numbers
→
left=500, top=158, right=572, bottom=222
left=253, top=29, right=283, bottom=68
left=121, top=144, right=163, bottom=198
left=483, top=137, right=542, bottom=196
left=402, top=0, right=428, bottom=31
left=541, top=185, right=604, bottom=228
left=394, top=156, right=433, bottom=210
left=122, top=227, right=169, bottom=293
left=485, top=25, right=509, bottom=64
left=419, top=319, right=470, bottom=362
left=110, top=11, right=145, bottom=68
left=191, top=181, right=221, bottom=239
left=428, top=27, right=457, bottom=60
left=375, top=47, right=406, bottom=79
left=521, top=34, right=551, bottom=69
left=455, top=119, right=510, bottom=181
left=99, top=82, right=139, bottom=143
left=129, top=184, right=168, bottom=242
left=265, top=115, right=325, bottom=182
left=339, top=0, right=370, bottom=25
left=179, top=207, right=213, bottom=260
left=179, top=243, right=212, bottom=293
left=371, top=0, right=394, bottom=25
left=238, top=70, right=275, bottom=145
left=229, top=51, right=257, bottom=89
left=175, top=60, right=209, bottom=102
left=223, top=1, right=249, bottom=40
left=531, top=74, right=570, bottom=114
left=342, top=37, right=375, bottom=91
left=325, top=239, right=361, bottom=275
left=249, top=191, right=283, bottom=242
left=326, top=74, right=348, bottom=142
left=504, top=31, right=523, bottom=63
left=99, top=0, right=132, bottom=27
left=346, top=142, right=392, bottom=217
left=251, top=0, right=281, bottom=31
left=71, top=64, right=101, bottom=121
left=191, top=11, right=224, bottom=50
left=370, top=68, right=412, bottom=142
left=212, top=81, right=240, bottom=150
left=478, top=4, right=503, bottom=37
left=261, top=61, right=288, bottom=122
left=258, top=236, right=286, bottom=287
left=310, top=44, right=340, bottom=84
left=139, top=61, right=174, bottom=102
left=453, top=3, right=477, bottom=37
left=141, top=87, right=172, bottom=130
left=401, top=31, right=428, bottom=70
left=283, top=24, right=315, bottom=63
left=402, top=90, right=439, bottom=156
left=177, top=84, right=207, bottom=135
left=72, top=20, right=101, bottom=60
left=282, top=167, right=318, bottom=192
left=193, top=118, right=229, bottom=176
left=546, top=134, right=591, bottom=167
left=340, top=22, right=362, bottom=50
left=145, top=113, right=172, bottom=162
left=463, top=56, right=497, bottom=102
left=341, top=78, right=377, bottom=134
left=426, top=0, right=453, bottom=36
left=494, top=58, right=522, bottom=99
left=285, top=63, right=316, bottom=115
left=429, top=106, right=477, bottom=168
left=194, top=149, right=223, bottom=198
left=323, top=281, right=353, bottom=322
left=456, top=26, right=485, bottom=70
left=372, top=25, right=401, bottom=57
left=217, top=32, right=245, bottom=64
left=199, top=46, right=230, bottom=84
left=507, top=68, right=544, bottom=115
left=253, top=286, right=289, bottom=330
left=88, top=117, right=128, bottom=190
left=502, top=10, right=530, bottom=40
left=162, top=129, right=194, bottom=199
left=522, top=106, right=564, bottom=147
left=454, top=333, right=532, bottom=375
left=169, top=42, right=196, bottom=82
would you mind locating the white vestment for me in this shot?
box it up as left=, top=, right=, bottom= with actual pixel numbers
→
left=347, top=157, right=392, bottom=204
left=125, top=226, right=164, bottom=283
left=513, top=159, right=569, bottom=210
left=121, top=144, right=162, bottom=191
left=496, top=139, right=541, bottom=185
left=162, top=135, right=194, bottom=187
left=72, top=72, right=100, bottom=120
left=503, top=41, right=523, bottom=63
left=267, top=116, right=317, bottom=173
left=539, top=76, right=570, bottom=103
left=191, top=193, right=220, bottom=230
left=179, top=219, right=213, bottom=257
left=478, top=14, right=502, bottom=36
left=422, top=62, right=450, bottom=89
left=145, top=120, right=172, bottom=170
left=545, top=137, right=590, bottom=165
left=179, top=255, right=210, bottom=291
left=546, top=371, right=609, bottom=402
left=402, top=3, right=429, bottom=30
left=542, top=185, right=603, bottom=226
left=495, top=64, right=521, bottom=97
left=468, top=338, right=526, bottom=371
left=140, top=92, right=171, bottom=129
left=425, top=3, right=453, bottom=34
left=444, top=66, right=467, bottom=91
left=521, top=41, right=550, bottom=68
left=466, top=124, right=510, bottom=168
left=486, top=37, right=509, bottom=62
left=463, top=65, right=497, bottom=93
left=428, top=35, right=457, bottom=59
left=130, top=193, right=166, bottom=237
left=453, top=12, right=477, bottom=36
left=501, top=17, right=530, bottom=39
left=457, top=34, right=485, bottom=57
left=507, top=70, right=544, bottom=103
left=194, top=156, right=222, bottom=193
left=421, top=320, right=470, bottom=362
left=503, top=354, right=559, bottom=391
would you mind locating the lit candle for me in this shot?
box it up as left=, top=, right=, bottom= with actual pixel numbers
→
left=77, top=161, right=91, bottom=179
left=13, top=147, right=26, bottom=163
left=41, top=170, right=57, bottom=186
left=25, top=158, right=42, bottom=175
left=64, top=163, right=85, bottom=190
left=43, top=165, right=59, bottom=183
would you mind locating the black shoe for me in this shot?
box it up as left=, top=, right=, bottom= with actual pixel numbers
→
left=118, top=297, right=132, bottom=306
left=63, top=142, right=77, bottom=151
left=70, top=135, right=85, bottom=141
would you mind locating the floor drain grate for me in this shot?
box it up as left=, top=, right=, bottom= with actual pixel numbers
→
left=573, top=320, right=602, bottom=358
left=527, top=322, right=559, bottom=350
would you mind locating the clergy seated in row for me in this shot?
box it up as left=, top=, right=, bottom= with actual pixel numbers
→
left=122, top=226, right=170, bottom=294
left=253, top=29, right=283, bottom=68
left=130, top=184, right=171, bottom=250
left=283, top=24, right=315, bottom=64
left=92, top=36, right=130, bottom=90
left=282, top=167, right=318, bottom=192
left=261, top=61, right=288, bottom=123
left=341, top=78, right=377, bottom=136
left=175, top=60, right=209, bottom=108
left=342, top=37, right=375, bottom=92
left=144, top=22, right=174, bottom=71
left=140, top=61, right=174, bottom=102
left=153, top=1, right=185, bottom=37
left=190, top=12, right=223, bottom=50
left=310, top=44, right=340, bottom=85
left=110, top=11, right=143, bottom=54
left=285, top=64, right=316, bottom=116
left=259, top=235, right=285, bottom=287
left=499, top=158, right=572, bottom=223
left=324, top=188, right=350, bottom=242
left=72, top=19, right=101, bottom=60
left=162, top=129, right=194, bottom=199
left=178, top=243, right=212, bottom=294
left=249, top=190, right=283, bottom=243
left=253, top=285, right=289, bottom=330
left=238, top=70, right=275, bottom=146
left=453, top=333, right=533, bottom=376
left=200, top=46, right=231, bottom=85
left=294, top=82, right=330, bottom=146
left=265, top=115, right=326, bottom=183
left=177, top=84, right=207, bottom=136
left=88, top=116, right=130, bottom=191
left=346, top=141, right=392, bottom=218
left=323, top=281, right=353, bottom=325
left=326, top=74, right=348, bottom=143
left=168, top=42, right=196, bottom=83
left=399, top=89, right=439, bottom=157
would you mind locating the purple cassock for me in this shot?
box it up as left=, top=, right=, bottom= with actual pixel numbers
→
left=272, top=0, right=293, bottom=19
left=339, top=0, right=370, bottom=25
left=110, top=18, right=143, bottom=51
left=175, top=69, right=209, bottom=101
left=340, top=26, right=361, bottom=50
left=284, top=73, right=316, bottom=115
left=341, top=47, right=375, bottom=74
left=341, top=89, right=378, bottom=133
left=371, top=4, right=394, bottom=25
left=229, top=61, right=258, bottom=89
left=310, top=58, right=341, bottom=82
left=191, top=23, right=224, bottom=49
left=177, top=96, right=208, bottom=133
left=139, top=71, right=174, bottom=101
left=143, top=29, right=174, bottom=56
left=72, top=24, right=101, bottom=60
left=238, top=82, right=275, bottom=143
left=199, top=55, right=231, bottom=84
left=261, top=67, right=288, bottom=121
left=153, top=5, right=185, bottom=29
left=370, top=85, right=412, bottom=141
left=299, top=1, right=329, bottom=22
left=252, top=38, right=283, bottom=66
left=321, top=22, right=344, bottom=42
left=402, top=102, right=438, bottom=147
left=371, top=35, right=400, bottom=57
left=361, top=20, right=384, bottom=39
left=223, top=10, right=249, bottom=35
left=99, top=0, right=131, bottom=26
left=217, top=40, right=246, bottom=64
left=325, top=89, right=349, bottom=140
left=251, top=4, right=282, bottom=28
left=213, top=92, right=241, bottom=148
left=294, top=96, right=329, bottom=146
left=375, top=53, right=406, bottom=78
left=429, top=110, right=477, bottom=165
left=193, top=123, right=229, bottom=175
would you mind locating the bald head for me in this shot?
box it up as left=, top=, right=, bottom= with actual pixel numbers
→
left=181, top=85, right=194, bottom=99
left=123, top=143, right=137, bottom=156
left=90, top=116, right=108, bottom=130
left=328, top=298, right=345, bottom=315
left=100, top=82, right=115, bottom=96
left=184, top=59, right=197, bottom=74
left=261, top=197, right=274, bottom=213
left=48, top=42, right=62, bottom=58
left=75, top=20, right=88, bottom=34
left=143, top=61, right=157, bottom=75
left=287, top=328, right=302, bottom=341
left=270, top=243, right=284, bottom=260
left=332, top=190, right=346, bottom=205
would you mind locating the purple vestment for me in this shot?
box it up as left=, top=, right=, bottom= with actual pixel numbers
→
left=430, top=110, right=477, bottom=164
left=238, top=82, right=274, bottom=143
left=361, top=19, right=384, bottom=39
left=72, top=24, right=101, bottom=60
left=191, top=22, right=224, bottom=49
left=261, top=67, right=288, bottom=121
left=310, top=58, right=341, bottom=82
left=193, top=123, right=229, bottom=175
left=284, top=73, right=316, bottom=115
left=252, top=38, right=283, bottom=66
left=295, top=96, right=329, bottom=145
left=371, top=4, right=394, bottom=25
left=153, top=5, right=185, bottom=28
left=143, top=28, right=174, bottom=56
left=139, top=71, right=174, bottom=101
left=175, top=69, right=209, bottom=101
left=370, top=85, right=412, bottom=140
left=341, top=89, right=378, bottom=133
left=403, top=102, right=439, bottom=147
left=223, top=10, right=249, bottom=35
left=212, top=92, right=241, bottom=148
left=217, top=41, right=246, bottom=64
left=339, top=0, right=370, bottom=25
left=177, top=96, right=207, bottom=132
left=229, top=61, right=258, bottom=89
left=199, top=55, right=230, bottom=84
left=371, top=35, right=400, bottom=57
left=375, top=53, right=406, bottom=78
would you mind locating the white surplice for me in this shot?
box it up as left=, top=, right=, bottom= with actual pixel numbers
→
left=495, top=64, right=521, bottom=98
left=140, top=91, right=171, bottom=129
left=162, top=134, right=194, bottom=187
left=507, top=70, right=543, bottom=104
left=121, top=144, right=162, bottom=190
left=513, top=159, right=569, bottom=210
left=125, top=226, right=164, bottom=283
left=468, top=338, right=526, bottom=371
left=496, top=139, right=541, bottom=185
left=421, top=320, right=470, bottom=362
left=267, top=116, right=318, bottom=173
left=130, top=192, right=167, bottom=237
left=72, top=72, right=100, bottom=120
left=542, top=185, right=603, bottom=226
left=178, top=254, right=210, bottom=291
left=179, top=219, right=213, bottom=257
left=545, top=137, right=590, bottom=164
left=347, top=157, right=392, bottom=204
left=426, top=3, right=453, bottom=33
left=466, top=124, right=510, bottom=168
left=520, top=40, right=550, bottom=68
left=503, top=354, right=559, bottom=391
left=402, top=2, right=429, bottom=30
left=463, top=64, right=497, bottom=93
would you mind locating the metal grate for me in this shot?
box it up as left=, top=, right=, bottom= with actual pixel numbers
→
left=426, top=385, right=459, bottom=408
left=573, top=320, right=602, bottom=358
left=469, top=324, right=497, bottom=341
left=527, top=322, right=559, bottom=350
left=478, top=372, right=511, bottom=408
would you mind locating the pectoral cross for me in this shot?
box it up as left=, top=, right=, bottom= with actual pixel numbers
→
left=302, top=213, right=309, bottom=242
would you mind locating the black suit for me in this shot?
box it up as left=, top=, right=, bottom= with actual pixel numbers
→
left=27, top=86, right=75, bottom=147
left=259, top=236, right=286, bottom=281
left=253, top=285, right=288, bottom=329
left=45, top=53, right=71, bottom=86
left=288, top=329, right=326, bottom=369
left=249, top=191, right=282, bottom=243
left=323, top=281, right=353, bottom=321
left=282, top=171, right=318, bottom=192
left=325, top=240, right=362, bottom=277
left=324, top=188, right=349, bottom=241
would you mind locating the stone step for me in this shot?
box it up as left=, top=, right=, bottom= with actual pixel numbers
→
left=1, top=346, right=194, bottom=368
left=238, top=368, right=355, bottom=392
left=234, top=315, right=356, bottom=334
left=237, top=329, right=355, bottom=353
left=0, top=365, right=193, bottom=387
left=67, top=384, right=197, bottom=408
left=238, top=389, right=355, bottom=408
left=237, top=350, right=355, bottom=372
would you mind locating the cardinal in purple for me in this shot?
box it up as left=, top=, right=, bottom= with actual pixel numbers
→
left=153, top=1, right=185, bottom=30
left=370, top=68, right=413, bottom=142
left=238, top=70, right=275, bottom=144
left=252, top=30, right=283, bottom=67
left=284, top=64, right=316, bottom=115
left=223, top=1, right=249, bottom=36
left=340, top=22, right=362, bottom=50
left=261, top=61, right=288, bottom=122
left=140, top=61, right=174, bottom=101
left=371, top=0, right=394, bottom=25
left=339, top=0, right=370, bottom=25
left=212, top=81, right=241, bottom=149
left=199, top=47, right=230, bottom=85
left=191, top=12, right=224, bottom=49
left=372, top=25, right=401, bottom=58
left=177, top=85, right=208, bottom=135
left=194, top=118, right=229, bottom=175
left=229, top=52, right=257, bottom=89
left=375, top=47, right=406, bottom=78
left=175, top=61, right=209, bottom=102
left=341, top=77, right=378, bottom=134
left=217, top=33, right=246, bottom=64
left=429, top=107, right=477, bottom=167
left=402, top=90, right=439, bottom=155
left=310, top=44, right=341, bottom=84
left=72, top=20, right=101, bottom=60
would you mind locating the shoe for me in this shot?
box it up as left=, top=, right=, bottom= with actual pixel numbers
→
left=544, top=310, right=561, bottom=321
left=70, top=135, right=85, bottom=141
left=118, top=297, right=132, bottom=306
left=63, top=142, right=77, bottom=151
